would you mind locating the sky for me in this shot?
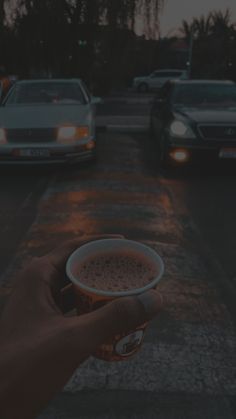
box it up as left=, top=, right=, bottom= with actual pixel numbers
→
left=159, top=0, right=236, bottom=36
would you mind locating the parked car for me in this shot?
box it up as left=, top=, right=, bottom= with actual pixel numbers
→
left=149, top=79, right=236, bottom=168
left=0, top=78, right=100, bottom=165
left=133, top=69, right=188, bottom=92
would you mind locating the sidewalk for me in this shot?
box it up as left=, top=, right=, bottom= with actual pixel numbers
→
left=1, top=130, right=235, bottom=419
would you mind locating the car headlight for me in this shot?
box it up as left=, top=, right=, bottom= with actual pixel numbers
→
left=0, top=128, right=7, bottom=144
left=57, top=126, right=89, bottom=142
left=170, top=120, right=196, bottom=139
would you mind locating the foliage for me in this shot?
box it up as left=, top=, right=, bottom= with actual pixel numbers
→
left=0, top=0, right=164, bottom=90
left=180, top=9, right=236, bottom=80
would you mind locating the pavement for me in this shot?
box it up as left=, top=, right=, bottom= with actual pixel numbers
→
left=0, top=94, right=235, bottom=419
left=96, top=92, right=151, bottom=132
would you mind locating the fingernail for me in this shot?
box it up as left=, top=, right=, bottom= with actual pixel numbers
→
left=137, top=289, right=162, bottom=317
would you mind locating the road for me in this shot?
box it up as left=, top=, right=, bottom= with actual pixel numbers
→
left=0, top=168, right=49, bottom=280
left=0, top=91, right=235, bottom=419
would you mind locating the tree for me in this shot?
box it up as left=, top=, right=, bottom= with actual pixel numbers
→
left=4, top=0, right=164, bottom=87
left=179, top=9, right=236, bottom=80
left=0, top=0, right=5, bottom=55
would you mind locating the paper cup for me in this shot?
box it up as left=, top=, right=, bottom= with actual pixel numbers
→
left=66, top=239, right=164, bottom=361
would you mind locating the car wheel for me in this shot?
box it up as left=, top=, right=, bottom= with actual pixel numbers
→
left=137, top=83, right=149, bottom=93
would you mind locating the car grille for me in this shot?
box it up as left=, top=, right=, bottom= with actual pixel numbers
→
left=7, top=128, right=56, bottom=143
left=198, top=125, right=236, bottom=140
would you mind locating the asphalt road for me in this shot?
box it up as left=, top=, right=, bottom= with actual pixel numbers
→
left=1, top=93, right=236, bottom=291
left=0, top=92, right=235, bottom=419
left=168, top=167, right=236, bottom=288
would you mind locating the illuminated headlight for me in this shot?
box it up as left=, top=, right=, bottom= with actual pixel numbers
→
left=57, top=126, right=89, bottom=142
left=0, top=128, right=6, bottom=144
left=170, top=120, right=196, bottom=139
left=170, top=149, right=190, bottom=163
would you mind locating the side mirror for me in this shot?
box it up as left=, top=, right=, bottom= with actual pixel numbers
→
left=91, top=96, right=102, bottom=105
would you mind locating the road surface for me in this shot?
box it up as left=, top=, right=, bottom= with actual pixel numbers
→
left=0, top=92, right=235, bottom=419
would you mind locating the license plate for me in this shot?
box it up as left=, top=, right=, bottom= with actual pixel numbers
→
left=219, top=148, right=236, bottom=159
left=13, top=149, right=50, bottom=157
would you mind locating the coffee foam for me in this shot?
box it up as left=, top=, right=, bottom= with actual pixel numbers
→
left=73, top=250, right=158, bottom=292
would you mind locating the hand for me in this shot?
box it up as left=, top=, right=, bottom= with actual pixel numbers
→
left=0, top=235, right=162, bottom=419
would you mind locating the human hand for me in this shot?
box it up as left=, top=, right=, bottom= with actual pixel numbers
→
left=0, top=235, right=162, bottom=419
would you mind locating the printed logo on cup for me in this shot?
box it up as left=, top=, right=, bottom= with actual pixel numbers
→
left=115, top=330, right=144, bottom=356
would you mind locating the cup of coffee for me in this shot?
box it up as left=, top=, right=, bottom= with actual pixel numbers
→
left=66, top=238, right=164, bottom=361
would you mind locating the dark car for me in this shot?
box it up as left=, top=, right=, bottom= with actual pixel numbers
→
left=149, top=80, right=236, bottom=167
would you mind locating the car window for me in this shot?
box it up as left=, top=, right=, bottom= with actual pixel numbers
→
left=161, top=71, right=182, bottom=78
left=4, top=82, right=86, bottom=106
left=151, top=72, right=168, bottom=78
left=151, top=72, right=161, bottom=78
left=172, top=84, right=236, bottom=107
left=168, top=72, right=182, bottom=77
left=152, top=71, right=179, bottom=78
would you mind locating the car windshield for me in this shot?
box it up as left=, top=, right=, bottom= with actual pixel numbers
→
left=172, top=84, right=236, bottom=107
left=4, top=81, right=86, bottom=106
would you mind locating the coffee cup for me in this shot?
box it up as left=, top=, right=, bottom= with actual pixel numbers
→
left=66, top=238, right=164, bottom=361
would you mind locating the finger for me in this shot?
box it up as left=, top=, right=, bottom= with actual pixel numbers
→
left=45, top=234, right=125, bottom=274
left=56, top=284, right=76, bottom=314
left=70, top=290, right=162, bottom=356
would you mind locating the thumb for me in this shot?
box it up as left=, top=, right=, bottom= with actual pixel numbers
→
left=71, top=289, right=162, bottom=356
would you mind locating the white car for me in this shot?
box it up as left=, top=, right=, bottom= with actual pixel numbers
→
left=0, top=78, right=100, bottom=165
left=133, top=69, right=188, bottom=92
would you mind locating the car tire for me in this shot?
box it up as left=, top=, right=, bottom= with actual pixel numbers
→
left=137, top=83, right=149, bottom=93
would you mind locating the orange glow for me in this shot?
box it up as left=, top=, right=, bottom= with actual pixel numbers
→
left=170, top=149, right=190, bottom=163
left=86, top=140, right=95, bottom=150
left=77, top=126, right=89, bottom=139
left=57, top=126, right=89, bottom=142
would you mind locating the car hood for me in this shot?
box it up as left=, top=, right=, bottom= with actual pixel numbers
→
left=174, top=106, right=236, bottom=124
left=0, top=105, right=91, bottom=128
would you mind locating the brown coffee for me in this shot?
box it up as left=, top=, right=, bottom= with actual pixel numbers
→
left=73, top=250, right=158, bottom=292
